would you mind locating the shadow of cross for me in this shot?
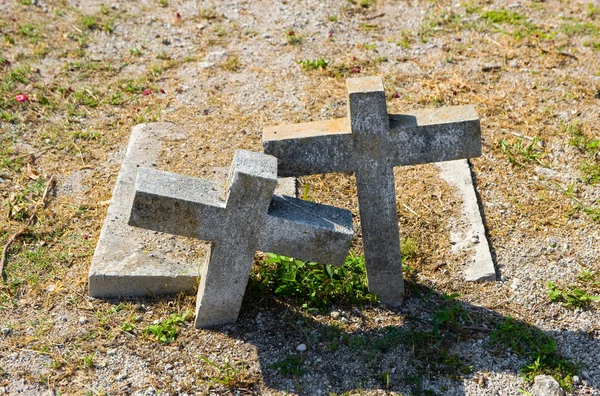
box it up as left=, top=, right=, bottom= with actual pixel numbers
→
left=128, top=150, right=353, bottom=328
left=263, top=76, right=482, bottom=305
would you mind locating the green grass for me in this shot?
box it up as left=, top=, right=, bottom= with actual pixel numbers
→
left=499, top=137, right=544, bottom=167
left=143, top=311, right=189, bottom=343
left=270, top=354, right=304, bottom=376
left=199, top=355, right=251, bottom=387
left=286, top=30, right=303, bottom=45
left=547, top=281, right=600, bottom=308
left=482, top=9, right=526, bottom=25
left=490, top=317, right=580, bottom=391
left=298, top=57, right=328, bottom=71
left=250, top=253, right=378, bottom=312
left=81, top=15, right=98, bottom=30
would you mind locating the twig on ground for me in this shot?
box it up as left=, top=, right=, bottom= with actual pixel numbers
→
left=8, top=145, right=56, bottom=163
left=0, top=176, right=54, bottom=280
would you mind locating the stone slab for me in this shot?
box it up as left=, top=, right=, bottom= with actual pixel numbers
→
left=88, top=123, right=198, bottom=298
left=437, top=159, right=496, bottom=282
left=89, top=124, right=299, bottom=299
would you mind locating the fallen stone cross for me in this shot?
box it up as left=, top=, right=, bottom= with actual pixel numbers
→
left=128, top=150, right=353, bottom=328
left=263, top=76, right=482, bottom=304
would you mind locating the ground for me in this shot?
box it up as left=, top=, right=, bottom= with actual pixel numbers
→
left=0, top=0, right=599, bottom=395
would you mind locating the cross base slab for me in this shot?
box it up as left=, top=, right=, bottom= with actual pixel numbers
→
left=88, top=123, right=201, bottom=298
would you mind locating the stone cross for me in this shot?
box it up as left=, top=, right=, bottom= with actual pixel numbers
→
left=262, top=76, right=481, bottom=305
left=128, top=150, right=353, bottom=328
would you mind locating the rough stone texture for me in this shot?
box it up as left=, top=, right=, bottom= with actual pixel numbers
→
left=263, top=76, right=482, bottom=305
left=88, top=123, right=198, bottom=298
left=532, top=375, right=565, bottom=396
left=437, top=159, right=496, bottom=281
left=129, top=150, right=353, bottom=328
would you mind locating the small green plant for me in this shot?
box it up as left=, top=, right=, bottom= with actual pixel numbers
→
left=159, top=0, right=168, bottom=7
left=199, top=7, right=221, bottom=20
left=222, top=55, right=240, bottom=72
left=499, top=137, right=544, bottom=167
left=490, top=316, right=580, bottom=390
left=432, top=293, right=466, bottom=334
left=359, top=0, right=375, bottom=8
left=250, top=253, right=378, bottom=312
left=270, top=354, right=304, bottom=376
left=143, top=311, right=189, bottom=343
left=199, top=355, right=252, bottom=386
left=81, top=353, right=95, bottom=368
left=286, top=30, right=303, bottom=45
left=328, top=15, right=339, bottom=23
left=297, top=57, right=328, bottom=70
left=567, top=121, right=600, bottom=156
left=547, top=281, right=599, bottom=309
left=482, top=9, right=526, bottom=25
left=81, top=15, right=98, bottom=30
left=580, top=162, right=600, bottom=185
left=129, top=47, right=143, bottom=57
left=122, top=321, right=136, bottom=332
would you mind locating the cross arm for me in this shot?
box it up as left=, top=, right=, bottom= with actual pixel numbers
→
left=388, top=105, right=481, bottom=166
left=258, top=195, right=353, bottom=266
left=128, top=167, right=226, bottom=242
left=262, top=118, right=355, bottom=176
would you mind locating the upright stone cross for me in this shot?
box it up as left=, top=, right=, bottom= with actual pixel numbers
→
left=128, top=150, right=353, bottom=328
left=263, top=76, right=481, bottom=304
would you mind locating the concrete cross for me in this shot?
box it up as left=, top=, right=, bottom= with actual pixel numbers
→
left=128, top=150, right=353, bottom=328
left=263, top=76, right=481, bottom=305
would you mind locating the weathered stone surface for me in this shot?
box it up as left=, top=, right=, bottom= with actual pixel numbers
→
left=263, top=76, right=482, bottom=304
left=129, top=150, right=353, bottom=328
left=88, top=123, right=198, bottom=298
left=532, top=375, right=565, bottom=396
left=438, top=159, right=496, bottom=282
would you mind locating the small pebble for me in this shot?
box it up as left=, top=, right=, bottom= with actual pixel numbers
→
left=330, top=311, right=340, bottom=319
left=296, top=343, right=307, bottom=352
left=107, top=349, right=116, bottom=356
left=1, top=328, right=10, bottom=335
left=79, top=317, right=88, bottom=325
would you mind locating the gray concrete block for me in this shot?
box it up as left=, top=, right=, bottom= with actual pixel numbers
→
left=129, top=150, right=354, bottom=328
left=263, top=76, right=483, bottom=305
left=88, top=123, right=198, bottom=298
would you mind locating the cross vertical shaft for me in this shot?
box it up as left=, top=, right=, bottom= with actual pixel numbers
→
left=194, top=152, right=277, bottom=327
left=347, top=77, right=404, bottom=303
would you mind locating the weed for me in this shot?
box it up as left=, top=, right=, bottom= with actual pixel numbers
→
left=298, top=57, right=328, bottom=70
left=499, top=137, right=545, bottom=167
left=81, top=15, right=98, bottom=30
left=567, top=121, right=599, bottom=156
left=159, top=0, right=168, bottom=7
left=328, top=15, right=339, bottom=22
left=359, top=0, right=375, bottom=8
left=581, top=162, right=600, bottom=185
left=199, top=355, right=254, bottom=387
left=156, top=51, right=171, bottom=60
left=143, top=311, right=189, bottom=343
left=249, top=253, right=378, bottom=312
left=270, top=354, right=304, bottom=376
left=122, top=321, right=136, bottom=332
left=482, top=9, right=526, bottom=25
left=129, top=47, right=143, bottom=57
left=221, top=55, right=240, bottom=72
left=490, top=316, right=580, bottom=390
left=547, top=281, right=599, bottom=309
left=199, top=7, right=221, bottom=21
left=81, top=353, right=95, bottom=368
left=286, top=30, right=303, bottom=45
